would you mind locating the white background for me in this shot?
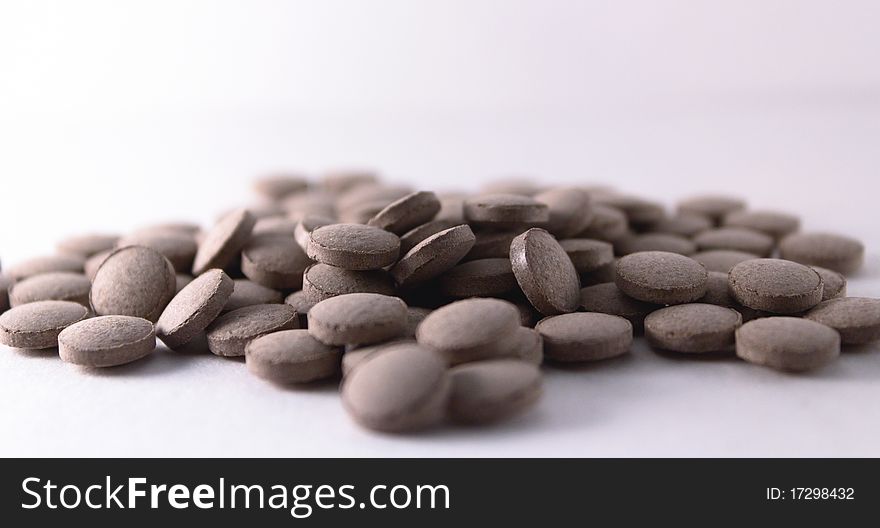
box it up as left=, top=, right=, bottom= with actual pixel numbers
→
left=1, top=0, right=879, bottom=456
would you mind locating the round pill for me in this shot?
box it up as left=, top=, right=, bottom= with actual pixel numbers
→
left=463, top=193, right=549, bottom=229
left=698, top=271, right=762, bottom=322
left=465, top=229, right=520, bottom=261
left=0, top=300, right=90, bottom=349
left=646, top=214, right=712, bottom=237
left=804, top=297, right=880, bottom=344
left=512, top=300, right=541, bottom=327
left=241, top=202, right=285, bottom=220
left=90, top=246, right=177, bottom=323
left=558, top=239, right=614, bottom=273
left=252, top=174, right=308, bottom=201
left=241, top=234, right=311, bottom=290
left=130, top=222, right=201, bottom=240
left=416, top=298, right=521, bottom=364
left=437, top=258, right=516, bottom=298
left=778, top=232, right=865, bottom=275
left=479, top=178, right=542, bottom=196
left=166, top=331, right=210, bottom=354
left=736, top=317, right=839, bottom=372
left=436, top=192, right=466, bottom=223
left=58, top=315, right=156, bottom=367
left=205, top=303, right=299, bottom=357
left=321, top=169, right=378, bottom=193
left=691, top=249, right=759, bottom=273
left=336, top=184, right=411, bottom=212
left=340, top=199, right=392, bottom=224
left=303, top=263, right=396, bottom=302
left=581, top=184, right=616, bottom=198
left=677, top=195, right=746, bottom=224
left=723, top=210, right=800, bottom=239
left=223, top=279, right=282, bottom=313
left=579, top=282, right=660, bottom=332
left=284, top=290, right=315, bottom=327
left=56, top=233, right=119, bottom=258
left=117, top=232, right=198, bottom=273
left=593, top=194, right=664, bottom=227
left=615, top=233, right=696, bottom=256
left=192, top=208, right=256, bottom=275
left=84, top=249, right=112, bottom=280
left=615, top=251, right=708, bottom=305
left=399, top=219, right=459, bottom=254
left=510, top=228, right=580, bottom=315
left=308, top=293, right=407, bottom=346
left=391, top=225, right=475, bottom=288
left=507, top=326, right=544, bottom=364
left=245, top=329, right=342, bottom=384
left=404, top=306, right=432, bottom=337
left=337, top=188, right=410, bottom=216
left=533, top=187, right=594, bottom=238
left=577, top=204, right=628, bottom=241
left=341, top=339, right=419, bottom=377
left=284, top=190, right=337, bottom=219
left=535, top=312, right=633, bottom=362
left=448, top=359, right=542, bottom=424
left=7, top=254, right=85, bottom=281
left=156, top=269, right=234, bottom=349
left=253, top=216, right=300, bottom=237
left=293, top=214, right=335, bottom=252
left=728, top=259, right=823, bottom=314
left=308, top=223, right=401, bottom=270
left=341, top=344, right=450, bottom=432
left=645, top=303, right=742, bottom=353
left=580, top=259, right=617, bottom=286
left=698, top=271, right=734, bottom=307
left=367, top=191, right=442, bottom=235
left=812, top=267, right=846, bottom=300
left=8, top=272, right=91, bottom=307
left=693, top=227, right=775, bottom=257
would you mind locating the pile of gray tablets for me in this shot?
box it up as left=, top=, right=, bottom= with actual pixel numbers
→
left=1, top=172, right=878, bottom=434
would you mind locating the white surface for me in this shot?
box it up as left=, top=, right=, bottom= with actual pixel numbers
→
left=1, top=0, right=880, bottom=457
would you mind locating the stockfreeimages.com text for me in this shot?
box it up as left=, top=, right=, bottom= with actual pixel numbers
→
left=21, top=477, right=450, bottom=518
